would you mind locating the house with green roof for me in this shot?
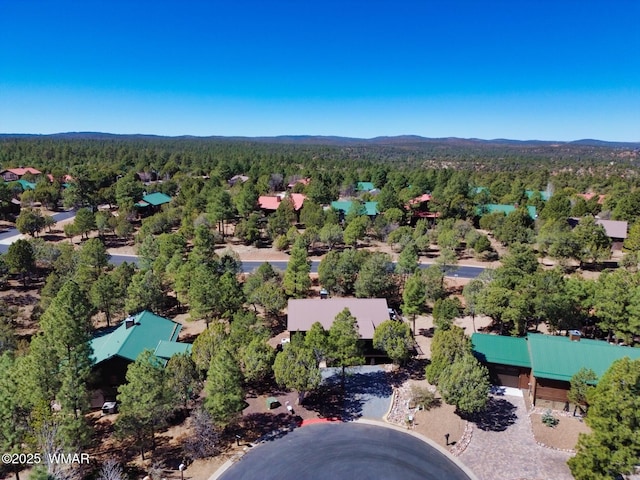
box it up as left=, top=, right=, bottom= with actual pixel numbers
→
left=475, top=204, right=537, bottom=219
left=472, top=332, right=640, bottom=409
left=90, top=310, right=190, bottom=406
left=525, top=190, right=551, bottom=201
left=331, top=200, right=379, bottom=219
left=15, top=179, right=36, bottom=191
left=356, top=181, right=375, bottom=192
left=134, top=192, right=172, bottom=216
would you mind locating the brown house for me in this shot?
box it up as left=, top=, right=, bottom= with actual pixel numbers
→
left=287, top=298, right=392, bottom=360
left=1, top=167, right=42, bottom=182
left=473, top=333, right=640, bottom=410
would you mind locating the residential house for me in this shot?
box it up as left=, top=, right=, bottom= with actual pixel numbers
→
left=287, top=177, right=310, bottom=190
left=576, top=192, right=606, bottom=205
left=1, top=167, right=42, bottom=182
left=330, top=200, right=379, bottom=221
left=568, top=217, right=628, bottom=250
left=134, top=192, right=172, bottom=216
left=472, top=332, right=640, bottom=410
left=525, top=190, right=551, bottom=201
left=228, top=174, right=249, bottom=187
left=258, top=193, right=306, bottom=213
left=46, top=174, right=74, bottom=184
left=287, top=298, right=391, bottom=360
left=406, top=193, right=438, bottom=224
left=476, top=204, right=537, bottom=219
left=356, top=181, right=375, bottom=193
left=89, top=310, right=190, bottom=406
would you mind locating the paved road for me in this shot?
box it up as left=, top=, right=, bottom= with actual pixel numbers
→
left=0, top=220, right=488, bottom=279
left=243, top=260, right=487, bottom=279
left=84, top=257, right=489, bottom=279
left=0, top=210, right=76, bottom=253
left=219, top=423, right=473, bottom=480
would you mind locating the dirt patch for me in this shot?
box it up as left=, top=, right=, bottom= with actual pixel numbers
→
left=530, top=412, right=590, bottom=451
left=412, top=400, right=467, bottom=449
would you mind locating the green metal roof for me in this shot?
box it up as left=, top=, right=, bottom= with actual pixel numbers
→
left=331, top=200, right=378, bottom=216
left=91, top=310, right=182, bottom=364
left=141, top=192, right=171, bottom=206
left=471, top=333, right=531, bottom=368
left=476, top=204, right=537, bottom=219
left=525, top=190, right=551, bottom=201
left=527, top=333, right=640, bottom=382
left=154, top=340, right=192, bottom=359
left=356, top=181, right=375, bottom=191
left=15, top=179, right=36, bottom=190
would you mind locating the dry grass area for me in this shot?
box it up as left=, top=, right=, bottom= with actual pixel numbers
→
left=412, top=397, right=467, bottom=449
left=530, top=412, right=591, bottom=451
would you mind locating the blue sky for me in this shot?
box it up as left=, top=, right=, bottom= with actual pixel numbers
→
left=1, top=1, right=639, bottom=141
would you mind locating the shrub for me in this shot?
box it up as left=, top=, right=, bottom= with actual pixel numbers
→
left=409, top=385, right=440, bottom=411
left=541, top=409, right=559, bottom=428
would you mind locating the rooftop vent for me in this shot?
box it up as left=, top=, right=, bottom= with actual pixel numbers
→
left=569, top=330, right=581, bottom=342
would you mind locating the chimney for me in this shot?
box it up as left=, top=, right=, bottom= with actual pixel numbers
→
left=569, top=330, right=581, bottom=342
left=125, top=316, right=135, bottom=329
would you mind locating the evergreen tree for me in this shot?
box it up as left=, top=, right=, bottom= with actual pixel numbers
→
left=373, top=320, right=413, bottom=365
left=283, top=239, right=311, bottom=298
left=191, top=322, right=229, bottom=373
left=0, top=353, right=29, bottom=480
left=433, top=297, right=462, bottom=331
left=568, top=358, right=640, bottom=480
left=425, top=326, right=471, bottom=385
left=241, top=337, right=276, bottom=384
left=166, top=352, right=201, bottom=412
left=39, top=281, right=93, bottom=424
left=354, top=252, right=396, bottom=299
left=116, top=350, right=173, bottom=460
left=73, top=207, right=96, bottom=239
left=273, top=335, right=321, bottom=404
left=328, top=308, right=364, bottom=382
left=401, top=272, right=426, bottom=335
left=90, top=273, right=119, bottom=327
left=204, top=347, right=245, bottom=426
left=125, top=269, right=165, bottom=314
left=438, top=353, right=490, bottom=415
left=305, top=322, right=329, bottom=365
left=5, top=239, right=35, bottom=286
left=567, top=367, right=597, bottom=415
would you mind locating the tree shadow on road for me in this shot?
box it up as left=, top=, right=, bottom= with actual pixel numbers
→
left=305, top=369, right=395, bottom=421
left=467, top=397, right=518, bottom=432
left=388, top=358, right=428, bottom=386
left=238, top=412, right=301, bottom=443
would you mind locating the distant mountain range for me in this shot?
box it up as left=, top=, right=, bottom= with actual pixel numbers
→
left=1, top=132, right=639, bottom=149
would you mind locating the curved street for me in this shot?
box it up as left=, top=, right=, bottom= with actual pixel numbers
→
left=217, top=422, right=475, bottom=480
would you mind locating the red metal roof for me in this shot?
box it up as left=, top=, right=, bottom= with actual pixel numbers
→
left=258, top=193, right=306, bottom=211
left=3, top=167, right=41, bottom=176
left=577, top=193, right=606, bottom=205
left=258, top=195, right=282, bottom=210
left=408, top=193, right=432, bottom=205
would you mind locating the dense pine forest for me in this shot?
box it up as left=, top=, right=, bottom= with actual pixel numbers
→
left=2, top=134, right=640, bottom=480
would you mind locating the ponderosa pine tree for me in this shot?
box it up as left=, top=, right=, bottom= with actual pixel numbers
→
left=373, top=320, right=413, bottom=365
left=568, top=358, right=640, bottom=480
left=116, top=350, right=173, bottom=460
left=328, top=308, right=364, bottom=383
left=273, top=334, right=321, bottom=404
left=283, top=238, right=311, bottom=298
left=204, top=347, right=245, bottom=426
